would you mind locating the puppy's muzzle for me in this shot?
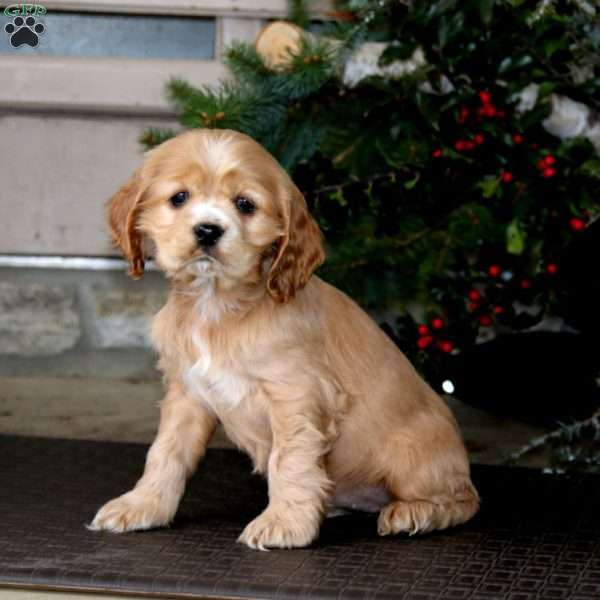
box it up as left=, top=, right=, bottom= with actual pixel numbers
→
left=193, top=223, right=224, bottom=248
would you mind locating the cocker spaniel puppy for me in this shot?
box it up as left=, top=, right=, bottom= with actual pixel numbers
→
left=90, top=129, right=479, bottom=549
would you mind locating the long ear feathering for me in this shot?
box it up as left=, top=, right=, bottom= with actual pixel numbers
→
left=107, top=169, right=147, bottom=279
left=267, top=183, right=325, bottom=303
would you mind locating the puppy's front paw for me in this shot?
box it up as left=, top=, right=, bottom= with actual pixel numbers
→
left=88, top=489, right=176, bottom=533
left=238, top=506, right=319, bottom=550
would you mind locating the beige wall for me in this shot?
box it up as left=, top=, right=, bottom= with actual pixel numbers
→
left=0, top=2, right=330, bottom=256
left=1, top=114, right=173, bottom=256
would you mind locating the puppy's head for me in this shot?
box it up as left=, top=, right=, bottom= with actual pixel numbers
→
left=108, top=129, right=324, bottom=302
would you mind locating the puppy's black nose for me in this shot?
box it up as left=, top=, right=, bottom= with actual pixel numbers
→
left=193, top=223, right=224, bottom=248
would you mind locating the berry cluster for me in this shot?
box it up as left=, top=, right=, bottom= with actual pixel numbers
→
left=416, top=318, right=454, bottom=353
left=412, top=86, right=595, bottom=363
left=537, top=154, right=556, bottom=178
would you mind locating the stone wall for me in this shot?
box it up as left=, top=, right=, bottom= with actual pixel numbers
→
left=0, top=266, right=167, bottom=379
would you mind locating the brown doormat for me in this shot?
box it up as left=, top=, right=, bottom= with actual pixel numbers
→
left=0, top=435, right=598, bottom=599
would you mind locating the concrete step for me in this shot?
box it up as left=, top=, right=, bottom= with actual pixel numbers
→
left=0, top=376, right=548, bottom=465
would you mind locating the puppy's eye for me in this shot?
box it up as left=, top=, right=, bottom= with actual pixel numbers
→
left=234, top=195, right=256, bottom=215
left=169, top=191, right=189, bottom=208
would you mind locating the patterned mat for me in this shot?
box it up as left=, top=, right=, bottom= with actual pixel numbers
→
left=0, top=435, right=599, bottom=599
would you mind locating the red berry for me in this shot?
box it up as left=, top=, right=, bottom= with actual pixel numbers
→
left=457, top=106, right=469, bottom=124
left=520, top=278, right=531, bottom=289
left=536, top=158, right=546, bottom=170
left=454, top=140, right=466, bottom=151
left=544, top=155, right=556, bottom=165
left=479, top=315, right=492, bottom=327
left=464, top=140, right=476, bottom=150
left=501, top=171, right=514, bottom=183
left=483, top=105, right=496, bottom=117
left=417, top=324, right=430, bottom=336
left=493, top=305, right=505, bottom=314
left=513, top=134, right=524, bottom=144
left=542, top=167, right=556, bottom=178
left=468, top=289, right=482, bottom=302
left=488, top=265, right=501, bottom=278
left=432, top=149, right=443, bottom=158
left=468, top=302, right=479, bottom=312
left=431, top=317, right=444, bottom=330
left=438, top=340, right=454, bottom=353
left=417, top=335, right=433, bottom=349
left=479, top=91, right=492, bottom=104
left=474, top=133, right=485, bottom=144
left=570, top=217, right=586, bottom=232
left=546, top=263, right=558, bottom=275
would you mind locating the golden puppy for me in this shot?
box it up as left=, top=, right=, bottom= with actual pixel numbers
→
left=90, top=129, right=479, bottom=549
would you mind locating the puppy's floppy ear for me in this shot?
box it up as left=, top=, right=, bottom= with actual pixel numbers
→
left=107, top=169, right=147, bottom=279
left=267, top=183, right=325, bottom=303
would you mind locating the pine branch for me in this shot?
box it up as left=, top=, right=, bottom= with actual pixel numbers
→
left=167, top=78, right=287, bottom=141
left=224, top=42, right=273, bottom=88
left=274, top=36, right=338, bottom=100
left=505, top=410, right=600, bottom=465
left=139, top=127, right=176, bottom=150
left=288, top=0, right=310, bottom=28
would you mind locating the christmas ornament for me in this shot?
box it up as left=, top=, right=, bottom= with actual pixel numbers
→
left=254, top=21, right=305, bottom=69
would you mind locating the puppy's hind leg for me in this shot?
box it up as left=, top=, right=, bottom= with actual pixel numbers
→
left=376, top=437, right=479, bottom=536
left=377, top=481, right=479, bottom=536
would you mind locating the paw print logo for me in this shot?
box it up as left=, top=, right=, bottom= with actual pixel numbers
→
left=4, top=15, right=45, bottom=48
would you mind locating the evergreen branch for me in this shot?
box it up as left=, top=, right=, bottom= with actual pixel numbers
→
left=288, top=0, right=310, bottom=28
left=167, top=78, right=287, bottom=141
left=312, top=173, right=392, bottom=196
left=394, top=227, right=432, bottom=247
left=224, top=42, right=272, bottom=88
left=139, top=127, right=176, bottom=150
left=505, top=410, right=600, bottom=465
left=274, top=37, right=338, bottom=100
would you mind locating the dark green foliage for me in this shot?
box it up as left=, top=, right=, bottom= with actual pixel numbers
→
left=139, top=127, right=176, bottom=150
left=288, top=0, right=311, bottom=28
left=145, top=0, right=600, bottom=375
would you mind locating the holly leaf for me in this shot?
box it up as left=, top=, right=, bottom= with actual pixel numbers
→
left=477, top=177, right=501, bottom=199
left=580, top=158, right=600, bottom=180
left=404, top=173, right=420, bottom=189
left=381, top=41, right=419, bottom=63
left=498, top=54, right=533, bottom=74
left=506, top=220, right=526, bottom=255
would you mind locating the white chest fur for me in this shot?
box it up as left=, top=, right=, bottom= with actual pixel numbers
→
left=183, top=330, right=255, bottom=415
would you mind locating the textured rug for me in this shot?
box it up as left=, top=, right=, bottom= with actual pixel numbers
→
left=0, top=435, right=599, bottom=599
